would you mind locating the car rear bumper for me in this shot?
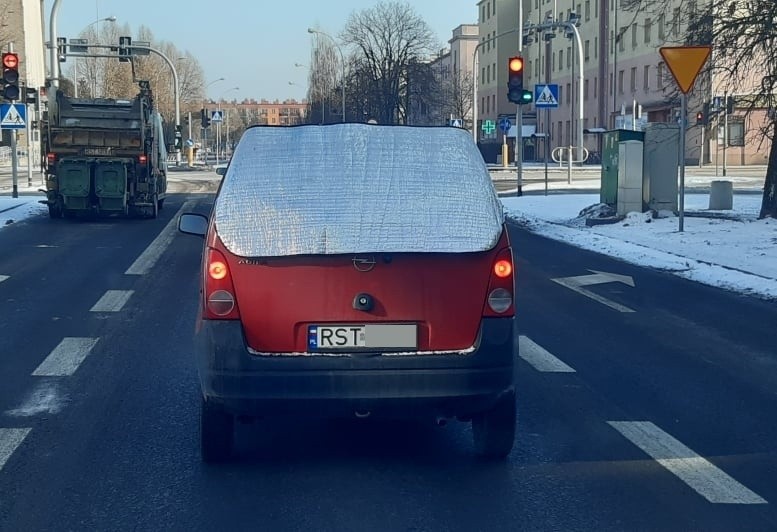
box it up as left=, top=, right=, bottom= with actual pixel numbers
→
left=195, top=317, right=515, bottom=419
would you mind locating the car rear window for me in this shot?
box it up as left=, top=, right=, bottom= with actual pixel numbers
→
left=214, top=124, right=504, bottom=257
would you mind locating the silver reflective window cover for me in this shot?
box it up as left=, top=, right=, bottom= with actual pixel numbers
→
left=214, top=124, right=504, bottom=257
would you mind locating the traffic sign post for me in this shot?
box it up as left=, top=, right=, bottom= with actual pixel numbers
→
left=499, top=118, right=511, bottom=168
left=659, top=45, right=712, bottom=233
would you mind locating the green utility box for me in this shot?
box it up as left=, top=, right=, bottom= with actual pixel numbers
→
left=601, top=129, right=644, bottom=206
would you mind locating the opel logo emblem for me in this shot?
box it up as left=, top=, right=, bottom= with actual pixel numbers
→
left=353, top=256, right=376, bottom=272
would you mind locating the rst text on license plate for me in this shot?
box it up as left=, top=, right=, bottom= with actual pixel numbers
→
left=308, top=324, right=416, bottom=351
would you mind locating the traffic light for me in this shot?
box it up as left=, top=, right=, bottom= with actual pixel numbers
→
left=118, top=36, right=132, bottom=62
left=507, top=56, right=525, bottom=104
left=57, top=37, right=67, bottom=63
left=2, top=52, right=20, bottom=101
left=696, top=102, right=709, bottom=126
left=201, top=108, right=211, bottom=128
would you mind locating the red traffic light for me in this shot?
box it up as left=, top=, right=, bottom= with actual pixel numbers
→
left=508, top=57, right=524, bottom=73
left=2, top=52, right=18, bottom=69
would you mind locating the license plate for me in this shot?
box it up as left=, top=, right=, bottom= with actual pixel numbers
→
left=83, top=147, right=113, bottom=156
left=308, top=324, right=417, bottom=351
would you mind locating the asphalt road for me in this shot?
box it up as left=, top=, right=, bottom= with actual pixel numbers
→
left=0, top=173, right=775, bottom=531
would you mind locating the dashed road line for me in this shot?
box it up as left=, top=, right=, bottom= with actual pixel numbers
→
left=125, top=201, right=193, bottom=275
left=0, top=428, right=32, bottom=471
left=90, top=290, right=134, bottom=312
left=518, top=335, right=576, bottom=372
left=608, top=421, right=768, bottom=504
left=32, top=337, right=100, bottom=377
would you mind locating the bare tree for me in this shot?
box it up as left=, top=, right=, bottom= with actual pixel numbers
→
left=340, top=1, right=438, bottom=124
left=307, top=32, right=339, bottom=124
left=625, top=0, right=777, bottom=218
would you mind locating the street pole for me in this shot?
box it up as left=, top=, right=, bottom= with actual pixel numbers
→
left=49, top=0, right=62, bottom=88
left=679, top=94, right=687, bottom=232
left=516, top=2, right=524, bottom=196
left=26, top=101, right=32, bottom=187
left=723, top=91, right=728, bottom=177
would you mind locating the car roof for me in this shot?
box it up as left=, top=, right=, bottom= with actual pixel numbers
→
left=213, top=124, right=504, bottom=257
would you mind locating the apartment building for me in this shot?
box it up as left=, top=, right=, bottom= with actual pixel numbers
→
left=478, top=0, right=770, bottom=164
left=209, top=99, right=308, bottom=127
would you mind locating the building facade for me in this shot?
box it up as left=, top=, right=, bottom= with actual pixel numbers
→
left=478, top=0, right=770, bottom=164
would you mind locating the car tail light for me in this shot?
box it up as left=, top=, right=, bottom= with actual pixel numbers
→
left=484, top=247, right=515, bottom=317
left=46, top=153, right=56, bottom=165
left=138, top=155, right=148, bottom=165
left=204, top=248, right=240, bottom=320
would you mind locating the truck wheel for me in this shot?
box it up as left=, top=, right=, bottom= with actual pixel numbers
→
left=472, top=390, right=516, bottom=460
left=47, top=202, right=62, bottom=219
left=200, top=397, right=234, bottom=463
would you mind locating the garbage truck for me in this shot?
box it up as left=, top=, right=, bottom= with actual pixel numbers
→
left=40, top=81, right=167, bottom=219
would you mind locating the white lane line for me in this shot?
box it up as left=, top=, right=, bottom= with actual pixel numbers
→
left=608, top=421, right=768, bottom=504
left=125, top=201, right=194, bottom=275
left=518, top=336, right=576, bottom=372
left=551, top=277, right=636, bottom=313
left=0, top=275, right=8, bottom=283
left=0, top=428, right=32, bottom=471
left=90, top=290, right=134, bottom=312
left=32, top=337, right=100, bottom=377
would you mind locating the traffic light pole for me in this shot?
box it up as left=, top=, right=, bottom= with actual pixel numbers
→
left=516, top=3, right=524, bottom=197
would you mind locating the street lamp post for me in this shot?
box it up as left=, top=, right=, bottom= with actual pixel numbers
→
left=307, top=28, right=346, bottom=122
left=216, top=86, right=238, bottom=165
left=202, top=77, right=225, bottom=161
left=75, top=15, right=116, bottom=97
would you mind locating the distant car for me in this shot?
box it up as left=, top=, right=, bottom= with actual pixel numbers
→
left=179, top=124, right=517, bottom=462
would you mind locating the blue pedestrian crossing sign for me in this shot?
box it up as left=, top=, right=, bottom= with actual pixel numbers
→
left=0, top=103, right=27, bottom=130
left=211, top=110, right=223, bottom=123
left=534, top=84, right=559, bottom=108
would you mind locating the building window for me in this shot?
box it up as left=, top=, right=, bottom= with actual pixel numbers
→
left=585, top=40, right=590, bottom=61
left=644, top=65, right=650, bottom=89
left=585, top=0, right=590, bottom=20
left=486, top=64, right=490, bottom=84
left=584, top=79, right=589, bottom=99
left=595, top=37, right=598, bottom=58
left=493, top=0, right=496, bottom=16
left=492, top=94, right=496, bottom=112
left=558, top=121, right=563, bottom=143
left=618, top=70, right=624, bottom=94
left=486, top=95, right=490, bottom=113
left=559, top=85, right=563, bottom=104
left=566, top=121, right=571, bottom=144
left=609, top=72, right=613, bottom=95
left=559, top=49, right=564, bottom=71
left=619, top=28, right=626, bottom=52
left=672, top=8, right=681, bottom=36
left=630, top=67, right=637, bottom=92
left=657, top=62, right=664, bottom=89
left=481, top=67, right=485, bottom=84
left=659, top=14, right=665, bottom=40
left=632, top=24, right=638, bottom=48
left=567, top=46, right=572, bottom=68
left=553, top=51, right=556, bottom=72
left=610, top=30, right=614, bottom=55
left=594, top=76, right=598, bottom=98
left=644, top=18, right=652, bottom=43
left=566, top=83, right=571, bottom=104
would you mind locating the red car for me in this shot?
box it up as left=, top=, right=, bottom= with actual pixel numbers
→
left=179, top=124, right=517, bottom=462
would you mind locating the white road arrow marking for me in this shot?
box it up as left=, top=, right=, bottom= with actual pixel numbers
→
left=551, top=269, right=636, bottom=313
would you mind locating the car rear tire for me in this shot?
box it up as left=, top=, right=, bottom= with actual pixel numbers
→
left=472, top=390, right=516, bottom=460
left=200, top=397, right=234, bottom=463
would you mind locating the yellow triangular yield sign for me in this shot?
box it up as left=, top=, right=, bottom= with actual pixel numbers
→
left=659, top=46, right=712, bottom=94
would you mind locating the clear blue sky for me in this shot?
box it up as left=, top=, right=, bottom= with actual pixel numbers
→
left=46, top=0, right=477, bottom=102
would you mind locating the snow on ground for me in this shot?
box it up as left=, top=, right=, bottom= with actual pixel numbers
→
left=502, top=194, right=777, bottom=300
left=3, top=187, right=776, bottom=300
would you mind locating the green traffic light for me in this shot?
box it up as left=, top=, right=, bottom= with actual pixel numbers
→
left=520, top=90, right=533, bottom=105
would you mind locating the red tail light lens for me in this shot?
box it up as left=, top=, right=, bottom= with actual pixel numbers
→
left=138, top=155, right=148, bottom=165
left=494, top=259, right=513, bottom=278
left=46, top=153, right=56, bottom=165
left=484, top=246, right=515, bottom=317
left=209, top=261, right=228, bottom=280
left=204, top=248, right=239, bottom=320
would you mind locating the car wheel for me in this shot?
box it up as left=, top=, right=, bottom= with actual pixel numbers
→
left=200, top=397, right=234, bottom=463
left=472, top=390, right=516, bottom=460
